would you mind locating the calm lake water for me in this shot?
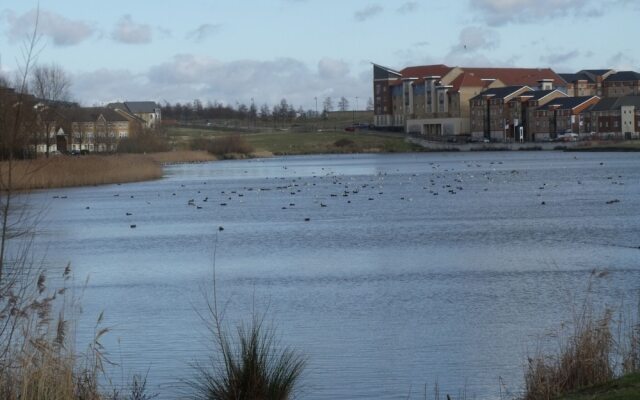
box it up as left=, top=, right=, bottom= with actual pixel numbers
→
left=26, top=152, right=640, bottom=399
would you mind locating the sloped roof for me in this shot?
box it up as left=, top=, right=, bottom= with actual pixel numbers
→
left=559, top=72, right=596, bottom=84
left=519, top=89, right=563, bottom=101
left=590, top=96, right=640, bottom=111
left=108, top=101, right=159, bottom=114
left=450, top=72, right=487, bottom=91
left=62, top=107, right=130, bottom=123
left=538, top=96, right=599, bottom=111
left=581, top=69, right=613, bottom=76
left=605, top=71, right=640, bottom=82
left=123, top=101, right=159, bottom=113
left=470, top=86, right=530, bottom=101
left=400, top=64, right=453, bottom=79
left=463, top=67, right=564, bottom=86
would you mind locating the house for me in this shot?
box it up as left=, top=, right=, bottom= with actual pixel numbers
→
left=585, top=96, right=640, bottom=139
left=55, top=107, right=144, bottom=153
left=373, top=63, right=565, bottom=136
left=531, top=96, right=600, bottom=141
left=107, top=101, right=162, bottom=128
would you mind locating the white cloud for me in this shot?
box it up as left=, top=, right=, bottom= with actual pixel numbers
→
left=354, top=5, right=383, bottom=21
left=540, top=50, right=581, bottom=65
left=469, top=0, right=601, bottom=25
left=111, top=15, right=152, bottom=44
left=186, top=24, right=222, bottom=42
left=449, top=26, right=499, bottom=54
left=2, top=8, right=94, bottom=46
left=71, top=55, right=371, bottom=109
left=318, top=58, right=350, bottom=80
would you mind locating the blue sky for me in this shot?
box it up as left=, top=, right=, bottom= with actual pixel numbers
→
left=1, top=0, right=639, bottom=109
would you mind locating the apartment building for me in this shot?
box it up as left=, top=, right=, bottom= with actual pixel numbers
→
left=373, top=63, right=565, bottom=136
left=531, top=96, right=600, bottom=140
left=467, top=88, right=567, bottom=142
left=603, top=71, right=640, bottom=97
left=559, top=70, right=614, bottom=97
left=585, top=96, right=640, bottom=139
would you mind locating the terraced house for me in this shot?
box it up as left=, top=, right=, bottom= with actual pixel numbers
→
left=55, top=107, right=145, bottom=153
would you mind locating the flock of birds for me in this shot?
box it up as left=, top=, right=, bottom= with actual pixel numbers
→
left=49, top=157, right=628, bottom=232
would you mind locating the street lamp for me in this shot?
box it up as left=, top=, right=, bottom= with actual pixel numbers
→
left=314, top=97, right=318, bottom=118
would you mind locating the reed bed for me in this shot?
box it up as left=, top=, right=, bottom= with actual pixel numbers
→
left=0, top=154, right=162, bottom=191
left=148, top=150, right=216, bottom=164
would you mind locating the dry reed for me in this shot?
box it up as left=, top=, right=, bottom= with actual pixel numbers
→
left=523, top=270, right=640, bottom=400
left=148, top=150, right=216, bottom=164
left=0, top=154, right=163, bottom=190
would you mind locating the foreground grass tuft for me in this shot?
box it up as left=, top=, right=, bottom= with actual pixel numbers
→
left=190, top=315, right=306, bottom=400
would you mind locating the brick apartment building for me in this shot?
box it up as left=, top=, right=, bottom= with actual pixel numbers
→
left=602, top=71, right=640, bottom=97
left=559, top=70, right=614, bottom=97
left=585, top=96, right=640, bottom=139
left=373, top=63, right=565, bottom=136
left=531, top=96, right=600, bottom=140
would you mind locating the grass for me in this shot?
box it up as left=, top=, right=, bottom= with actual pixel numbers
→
left=167, top=126, right=420, bottom=155
left=147, top=150, right=216, bottom=164
left=557, top=372, right=640, bottom=400
left=567, top=141, right=640, bottom=152
left=523, top=271, right=640, bottom=400
left=1, top=154, right=163, bottom=190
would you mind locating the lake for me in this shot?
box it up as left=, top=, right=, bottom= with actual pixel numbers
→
left=27, top=151, right=640, bottom=399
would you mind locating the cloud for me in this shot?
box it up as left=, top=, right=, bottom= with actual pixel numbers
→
left=71, top=55, right=371, bottom=109
left=111, top=15, right=152, bottom=44
left=318, top=58, right=350, bottom=80
left=540, top=50, right=581, bottom=65
left=449, top=26, right=499, bottom=55
left=186, top=23, right=222, bottom=42
left=397, top=1, right=419, bottom=13
left=2, top=8, right=94, bottom=46
left=469, top=0, right=603, bottom=25
left=607, top=52, right=638, bottom=71
left=354, top=5, right=383, bottom=21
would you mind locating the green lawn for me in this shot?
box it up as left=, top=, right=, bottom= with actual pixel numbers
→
left=557, top=373, right=640, bottom=400
left=167, top=126, right=421, bottom=155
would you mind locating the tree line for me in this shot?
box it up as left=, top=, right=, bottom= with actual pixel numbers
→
left=161, top=96, right=374, bottom=123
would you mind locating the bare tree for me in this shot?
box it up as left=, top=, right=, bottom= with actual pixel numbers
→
left=322, top=97, right=333, bottom=113
left=338, top=96, right=349, bottom=112
left=30, top=63, right=71, bottom=156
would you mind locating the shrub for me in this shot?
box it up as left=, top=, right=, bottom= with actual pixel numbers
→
left=334, top=138, right=355, bottom=148
left=204, top=135, right=254, bottom=157
left=117, top=130, right=171, bottom=153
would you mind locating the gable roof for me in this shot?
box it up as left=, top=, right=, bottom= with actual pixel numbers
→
left=108, top=101, right=159, bottom=114
left=514, top=89, right=565, bottom=102
left=538, top=96, right=599, bottom=111
left=470, top=85, right=531, bottom=101
left=605, top=71, right=640, bottom=82
left=462, top=67, right=564, bottom=87
left=400, top=64, right=453, bottom=79
left=61, top=107, right=131, bottom=123
left=589, top=96, right=640, bottom=111
left=559, top=72, right=596, bottom=84
left=450, top=72, right=488, bottom=91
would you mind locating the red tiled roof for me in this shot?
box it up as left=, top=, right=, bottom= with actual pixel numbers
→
left=450, top=72, right=487, bottom=92
left=400, top=64, right=453, bottom=79
left=462, top=67, right=564, bottom=86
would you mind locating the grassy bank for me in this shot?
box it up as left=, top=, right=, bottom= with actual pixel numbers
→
left=168, top=126, right=420, bottom=155
left=558, top=372, right=640, bottom=400
left=567, top=141, right=640, bottom=152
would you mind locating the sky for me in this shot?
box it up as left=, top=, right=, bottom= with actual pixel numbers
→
left=0, top=0, right=639, bottom=110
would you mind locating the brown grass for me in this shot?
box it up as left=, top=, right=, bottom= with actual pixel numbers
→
left=0, top=154, right=162, bottom=190
left=523, top=270, right=640, bottom=400
left=147, top=150, right=217, bottom=164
